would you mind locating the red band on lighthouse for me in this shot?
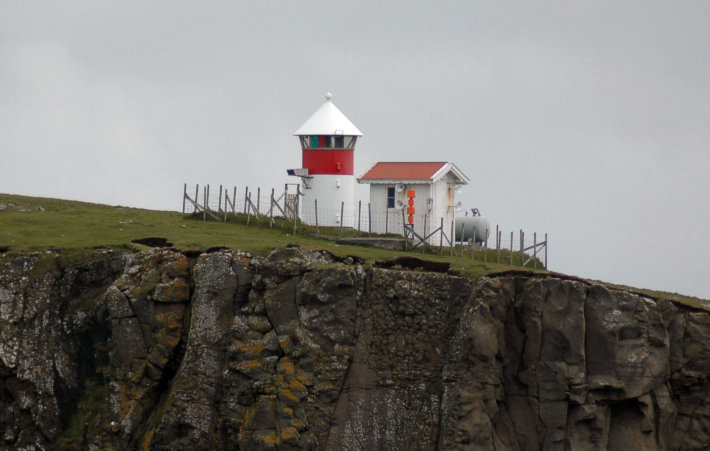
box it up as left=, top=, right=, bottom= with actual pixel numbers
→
left=302, top=149, right=354, bottom=175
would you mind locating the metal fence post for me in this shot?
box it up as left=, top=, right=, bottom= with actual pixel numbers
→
left=293, top=185, right=300, bottom=234
left=423, top=214, right=427, bottom=244
left=315, top=199, right=319, bottom=234
left=339, top=202, right=344, bottom=237
left=269, top=188, right=274, bottom=228
left=256, top=187, right=261, bottom=214
left=460, top=222, right=465, bottom=258
left=497, top=229, right=502, bottom=264
left=244, top=187, right=248, bottom=214
left=368, top=203, right=372, bottom=236
left=450, top=220, right=454, bottom=256
left=218, top=185, right=223, bottom=212
left=247, top=192, right=252, bottom=225
left=510, top=231, right=513, bottom=265
left=402, top=208, right=407, bottom=251
left=357, top=200, right=362, bottom=232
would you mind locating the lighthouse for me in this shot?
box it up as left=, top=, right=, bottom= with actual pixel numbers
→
left=289, top=93, right=362, bottom=227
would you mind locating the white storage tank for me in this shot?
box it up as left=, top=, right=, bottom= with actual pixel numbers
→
left=455, top=209, right=490, bottom=243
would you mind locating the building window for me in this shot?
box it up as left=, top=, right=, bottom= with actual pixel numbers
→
left=386, top=187, right=395, bottom=208
left=300, top=136, right=309, bottom=149
left=333, top=136, right=344, bottom=148
left=310, top=136, right=318, bottom=148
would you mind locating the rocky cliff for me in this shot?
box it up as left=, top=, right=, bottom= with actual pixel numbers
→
left=1, top=247, right=709, bottom=450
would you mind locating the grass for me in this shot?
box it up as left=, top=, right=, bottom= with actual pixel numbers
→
left=0, top=193, right=275, bottom=252
left=1, top=193, right=706, bottom=310
left=0, top=193, right=529, bottom=280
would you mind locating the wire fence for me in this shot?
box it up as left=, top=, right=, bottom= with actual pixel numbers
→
left=456, top=225, right=548, bottom=269
left=182, top=183, right=548, bottom=268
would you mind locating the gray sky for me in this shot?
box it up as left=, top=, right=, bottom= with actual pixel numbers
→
left=2, top=1, right=709, bottom=298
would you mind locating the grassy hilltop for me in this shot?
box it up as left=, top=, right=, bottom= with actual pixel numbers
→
left=0, top=193, right=706, bottom=310
left=0, top=193, right=517, bottom=279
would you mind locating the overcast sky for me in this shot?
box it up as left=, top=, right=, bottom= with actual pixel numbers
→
left=2, top=2, right=709, bottom=298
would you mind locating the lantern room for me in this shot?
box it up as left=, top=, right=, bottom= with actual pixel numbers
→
left=298, top=135, right=358, bottom=150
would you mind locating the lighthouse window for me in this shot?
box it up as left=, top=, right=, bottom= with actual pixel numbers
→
left=303, top=135, right=355, bottom=149
left=386, top=187, right=395, bottom=208
left=344, top=136, right=357, bottom=149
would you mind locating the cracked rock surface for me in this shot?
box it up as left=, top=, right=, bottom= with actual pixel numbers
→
left=1, top=247, right=710, bottom=450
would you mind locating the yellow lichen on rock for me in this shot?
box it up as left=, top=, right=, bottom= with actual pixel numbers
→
left=235, top=339, right=265, bottom=358
left=279, top=387, right=300, bottom=404
left=280, top=426, right=298, bottom=441
left=256, top=430, right=279, bottom=446
left=140, top=428, right=154, bottom=451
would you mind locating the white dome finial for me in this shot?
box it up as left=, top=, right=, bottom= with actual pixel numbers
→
left=325, top=92, right=333, bottom=101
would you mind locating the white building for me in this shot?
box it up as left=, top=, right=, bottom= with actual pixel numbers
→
left=288, top=94, right=362, bottom=227
left=358, top=161, right=469, bottom=240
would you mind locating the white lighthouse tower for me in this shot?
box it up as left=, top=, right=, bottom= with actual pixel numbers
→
left=289, top=93, right=362, bottom=227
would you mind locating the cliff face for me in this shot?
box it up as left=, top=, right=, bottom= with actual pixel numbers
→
left=1, top=247, right=709, bottom=450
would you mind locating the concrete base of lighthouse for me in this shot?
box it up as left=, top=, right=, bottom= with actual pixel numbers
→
left=300, top=174, right=354, bottom=228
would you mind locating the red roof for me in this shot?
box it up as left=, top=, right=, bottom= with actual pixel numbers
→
left=359, top=162, right=448, bottom=181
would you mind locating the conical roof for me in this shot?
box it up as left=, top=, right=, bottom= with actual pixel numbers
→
left=294, top=94, right=363, bottom=136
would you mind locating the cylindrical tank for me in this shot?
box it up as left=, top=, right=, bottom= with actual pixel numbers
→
left=455, top=214, right=490, bottom=243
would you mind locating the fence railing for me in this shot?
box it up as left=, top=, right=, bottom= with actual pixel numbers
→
left=182, top=183, right=547, bottom=268
left=461, top=225, right=548, bottom=269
